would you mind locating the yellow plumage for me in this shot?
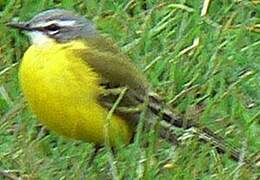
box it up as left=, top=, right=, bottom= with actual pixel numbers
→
left=20, top=39, right=133, bottom=145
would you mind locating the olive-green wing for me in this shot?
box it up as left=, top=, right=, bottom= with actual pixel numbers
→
left=71, top=37, right=150, bottom=121
left=77, top=36, right=150, bottom=94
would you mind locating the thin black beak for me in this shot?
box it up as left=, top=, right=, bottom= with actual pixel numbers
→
left=6, top=21, right=32, bottom=31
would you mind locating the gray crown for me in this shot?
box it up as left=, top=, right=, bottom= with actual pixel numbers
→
left=10, top=9, right=97, bottom=43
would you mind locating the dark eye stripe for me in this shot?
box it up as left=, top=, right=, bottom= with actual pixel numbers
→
left=33, top=23, right=61, bottom=33
left=44, top=24, right=60, bottom=31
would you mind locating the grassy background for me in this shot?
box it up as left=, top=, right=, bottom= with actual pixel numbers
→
left=0, top=0, right=259, bottom=179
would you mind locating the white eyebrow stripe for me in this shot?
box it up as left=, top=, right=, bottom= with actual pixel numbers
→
left=35, top=20, right=77, bottom=28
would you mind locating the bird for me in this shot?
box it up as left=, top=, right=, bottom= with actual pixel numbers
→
left=8, top=8, right=244, bottom=163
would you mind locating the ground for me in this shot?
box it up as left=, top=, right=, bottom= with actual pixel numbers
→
left=0, top=0, right=259, bottom=179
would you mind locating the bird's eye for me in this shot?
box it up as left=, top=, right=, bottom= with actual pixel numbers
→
left=45, top=24, right=60, bottom=31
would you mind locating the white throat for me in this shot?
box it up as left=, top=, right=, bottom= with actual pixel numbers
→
left=26, top=31, right=55, bottom=47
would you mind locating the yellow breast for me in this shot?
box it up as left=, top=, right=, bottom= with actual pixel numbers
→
left=19, top=40, right=133, bottom=145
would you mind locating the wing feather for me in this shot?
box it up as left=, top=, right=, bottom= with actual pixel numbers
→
left=71, top=37, right=150, bottom=121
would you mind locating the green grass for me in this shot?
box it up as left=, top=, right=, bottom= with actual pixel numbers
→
left=0, top=0, right=259, bottom=179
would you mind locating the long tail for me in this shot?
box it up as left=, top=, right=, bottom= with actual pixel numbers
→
left=100, top=88, right=250, bottom=163
left=148, top=93, right=247, bottom=163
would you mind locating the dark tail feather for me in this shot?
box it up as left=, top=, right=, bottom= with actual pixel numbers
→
left=148, top=94, right=247, bottom=163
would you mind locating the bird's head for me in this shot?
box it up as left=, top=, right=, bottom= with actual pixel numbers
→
left=7, top=9, right=97, bottom=46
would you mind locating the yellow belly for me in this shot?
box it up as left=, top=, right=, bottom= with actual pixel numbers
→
left=19, top=41, right=133, bottom=146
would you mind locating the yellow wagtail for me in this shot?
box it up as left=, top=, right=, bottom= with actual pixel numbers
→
left=8, top=9, right=243, bottom=161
